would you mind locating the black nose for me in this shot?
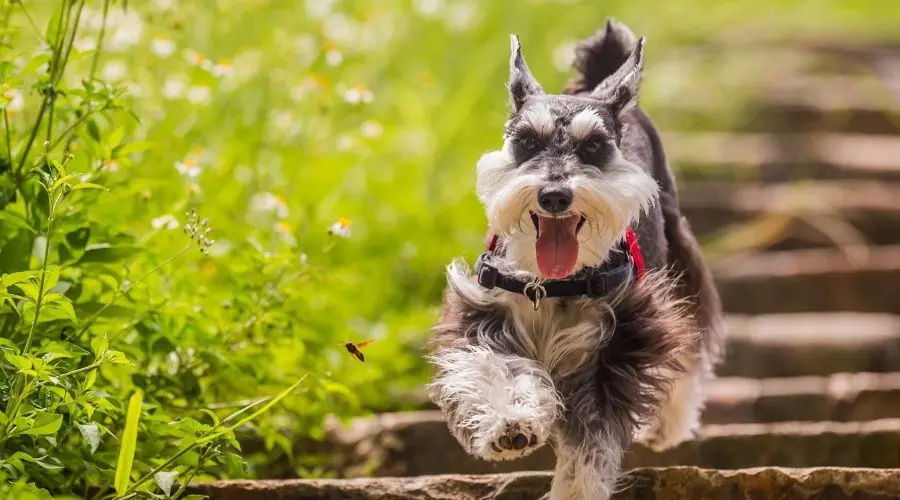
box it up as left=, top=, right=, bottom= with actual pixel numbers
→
left=538, top=187, right=573, bottom=213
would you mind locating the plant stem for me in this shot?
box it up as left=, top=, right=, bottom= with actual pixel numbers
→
left=15, top=0, right=85, bottom=175
left=77, top=244, right=192, bottom=336
left=89, top=0, right=111, bottom=80
left=23, top=200, right=56, bottom=352
left=58, top=361, right=101, bottom=379
left=48, top=107, right=103, bottom=152
left=3, top=110, right=11, bottom=171
left=117, top=443, right=195, bottom=499
left=15, top=3, right=44, bottom=42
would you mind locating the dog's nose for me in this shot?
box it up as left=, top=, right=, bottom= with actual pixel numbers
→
left=538, top=187, right=573, bottom=213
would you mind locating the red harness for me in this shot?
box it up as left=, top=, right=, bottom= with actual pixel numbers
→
left=485, top=227, right=645, bottom=281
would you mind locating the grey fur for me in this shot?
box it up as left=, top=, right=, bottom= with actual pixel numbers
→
left=428, top=19, right=724, bottom=499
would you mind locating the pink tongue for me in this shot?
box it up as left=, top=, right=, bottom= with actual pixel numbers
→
left=535, top=215, right=580, bottom=279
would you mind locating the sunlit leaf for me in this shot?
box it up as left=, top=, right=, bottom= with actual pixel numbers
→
left=114, top=390, right=143, bottom=495
left=154, top=471, right=178, bottom=497
left=77, top=244, right=141, bottom=264
left=24, top=413, right=62, bottom=437
left=77, top=423, right=101, bottom=454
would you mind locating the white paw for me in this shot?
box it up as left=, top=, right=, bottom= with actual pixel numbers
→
left=474, top=420, right=547, bottom=461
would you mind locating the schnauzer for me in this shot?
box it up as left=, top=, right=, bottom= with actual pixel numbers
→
left=427, top=19, right=724, bottom=500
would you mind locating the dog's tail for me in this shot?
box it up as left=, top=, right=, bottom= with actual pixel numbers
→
left=564, top=18, right=639, bottom=95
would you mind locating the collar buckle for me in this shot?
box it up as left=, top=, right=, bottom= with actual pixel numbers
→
left=523, top=281, right=547, bottom=310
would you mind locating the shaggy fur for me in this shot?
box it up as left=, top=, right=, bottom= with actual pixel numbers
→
left=428, top=19, right=723, bottom=500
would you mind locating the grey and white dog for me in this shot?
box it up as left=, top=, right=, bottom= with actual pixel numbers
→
left=427, top=20, right=724, bottom=499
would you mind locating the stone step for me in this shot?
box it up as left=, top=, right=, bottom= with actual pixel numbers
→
left=666, top=132, right=900, bottom=183
left=676, top=372, right=900, bottom=423
left=256, top=413, right=900, bottom=478
left=189, top=467, right=900, bottom=500
left=720, top=314, right=900, bottom=377
left=678, top=181, right=900, bottom=250
left=658, top=75, right=900, bottom=135
left=756, top=77, right=900, bottom=135
left=714, top=245, right=900, bottom=314
left=377, top=371, right=900, bottom=419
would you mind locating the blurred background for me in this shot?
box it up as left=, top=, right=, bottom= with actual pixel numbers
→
left=3, top=0, right=900, bottom=492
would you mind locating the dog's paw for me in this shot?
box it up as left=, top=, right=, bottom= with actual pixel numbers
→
left=476, top=420, right=546, bottom=461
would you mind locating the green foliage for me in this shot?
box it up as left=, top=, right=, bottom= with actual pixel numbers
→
left=0, top=0, right=896, bottom=498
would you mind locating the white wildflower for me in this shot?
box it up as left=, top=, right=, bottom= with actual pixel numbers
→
left=211, top=59, right=234, bottom=78
left=324, top=47, right=343, bottom=67
left=74, top=36, right=96, bottom=52
left=342, top=85, right=373, bottom=104
left=102, top=60, right=127, bottom=81
left=108, top=10, right=144, bottom=52
left=175, top=160, right=202, bottom=179
left=360, top=120, right=383, bottom=139
left=444, top=2, right=478, bottom=31
left=306, top=0, right=337, bottom=19
left=336, top=135, right=354, bottom=152
left=151, top=38, right=176, bottom=57
left=162, top=76, right=186, bottom=99
left=328, top=218, right=352, bottom=238
left=413, top=0, right=444, bottom=17
left=186, top=85, right=212, bottom=104
left=151, top=214, right=180, bottom=230
left=249, top=192, right=289, bottom=219
left=552, top=40, right=577, bottom=71
left=2, top=88, right=24, bottom=112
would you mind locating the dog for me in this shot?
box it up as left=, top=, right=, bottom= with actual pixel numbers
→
left=426, top=19, right=724, bottom=500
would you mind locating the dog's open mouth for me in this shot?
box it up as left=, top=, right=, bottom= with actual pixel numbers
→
left=530, top=211, right=586, bottom=279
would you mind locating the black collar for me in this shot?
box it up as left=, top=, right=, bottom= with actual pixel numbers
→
left=474, top=245, right=634, bottom=308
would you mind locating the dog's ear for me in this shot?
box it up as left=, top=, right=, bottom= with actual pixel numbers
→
left=508, top=34, right=543, bottom=113
left=590, top=37, right=644, bottom=116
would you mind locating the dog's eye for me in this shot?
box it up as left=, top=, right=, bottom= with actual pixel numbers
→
left=581, top=139, right=605, bottom=155
left=520, top=136, right=538, bottom=152
left=578, top=138, right=607, bottom=164
left=514, top=133, right=543, bottom=161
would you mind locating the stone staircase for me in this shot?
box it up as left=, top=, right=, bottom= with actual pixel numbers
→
left=189, top=39, right=900, bottom=499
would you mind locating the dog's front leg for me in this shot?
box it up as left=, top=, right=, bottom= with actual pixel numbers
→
left=428, top=345, right=561, bottom=461
left=546, top=372, right=630, bottom=500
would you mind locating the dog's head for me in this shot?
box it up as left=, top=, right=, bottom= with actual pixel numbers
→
left=476, top=34, right=658, bottom=279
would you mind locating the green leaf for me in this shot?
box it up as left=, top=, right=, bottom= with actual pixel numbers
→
left=24, top=413, right=63, bottom=436
left=65, top=228, right=91, bottom=250
left=0, top=337, right=18, bottom=353
left=70, top=183, right=108, bottom=192
left=198, top=375, right=307, bottom=445
left=106, top=127, right=126, bottom=149
left=112, top=141, right=154, bottom=157
left=86, top=119, right=101, bottom=141
left=77, top=423, right=101, bottom=454
left=90, top=335, right=108, bottom=355
left=77, top=244, right=141, bottom=264
left=6, top=353, right=32, bottom=371
left=153, top=471, right=177, bottom=497
left=322, top=380, right=360, bottom=407
left=114, top=390, right=143, bottom=495
left=0, top=270, right=35, bottom=288
left=0, top=231, right=31, bottom=273
left=103, top=350, right=129, bottom=364
left=82, top=369, right=97, bottom=390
